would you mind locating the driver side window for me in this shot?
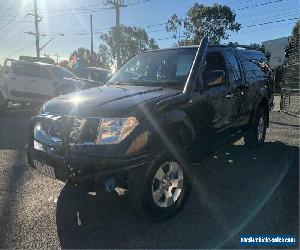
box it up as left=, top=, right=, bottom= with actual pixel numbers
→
left=203, top=51, right=227, bottom=87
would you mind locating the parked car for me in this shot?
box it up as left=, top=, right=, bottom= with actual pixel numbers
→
left=74, top=67, right=110, bottom=83
left=0, top=59, right=96, bottom=110
left=27, top=37, right=274, bottom=221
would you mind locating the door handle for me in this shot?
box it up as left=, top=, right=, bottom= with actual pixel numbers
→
left=225, top=93, right=233, bottom=98
left=30, top=79, right=36, bottom=83
left=10, top=77, right=16, bottom=80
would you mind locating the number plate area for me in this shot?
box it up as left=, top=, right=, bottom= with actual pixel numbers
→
left=33, top=159, right=55, bottom=178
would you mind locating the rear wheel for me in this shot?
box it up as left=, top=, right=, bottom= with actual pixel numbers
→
left=244, top=107, right=267, bottom=148
left=128, top=146, right=192, bottom=221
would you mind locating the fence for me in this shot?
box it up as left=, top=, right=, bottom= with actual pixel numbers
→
left=280, top=35, right=300, bottom=116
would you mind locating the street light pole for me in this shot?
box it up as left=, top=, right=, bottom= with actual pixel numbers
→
left=105, top=0, right=127, bottom=69
left=33, top=0, right=40, bottom=59
left=90, top=14, right=94, bottom=66
left=39, top=34, right=64, bottom=52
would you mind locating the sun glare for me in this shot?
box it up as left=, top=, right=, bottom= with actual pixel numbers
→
left=69, top=95, right=87, bottom=105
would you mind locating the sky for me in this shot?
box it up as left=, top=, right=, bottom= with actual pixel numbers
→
left=0, top=0, right=299, bottom=64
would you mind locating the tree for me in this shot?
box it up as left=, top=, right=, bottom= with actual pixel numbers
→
left=69, top=47, right=110, bottom=69
left=166, top=3, right=241, bottom=45
left=99, top=25, right=159, bottom=68
left=291, top=19, right=300, bottom=42
left=59, top=60, right=72, bottom=70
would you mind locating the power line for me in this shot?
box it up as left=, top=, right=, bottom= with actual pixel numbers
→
left=236, top=21, right=297, bottom=35
left=8, top=41, right=33, bottom=58
left=45, top=0, right=151, bottom=18
left=0, top=14, right=20, bottom=32
left=0, top=3, right=29, bottom=32
left=244, top=16, right=299, bottom=28
left=46, top=7, right=112, bottom=17
left=237, top=7, right=299, bottom=20
left=126, top=0, right=151, bottom=6
left=236, top=0, right=285, bottom=11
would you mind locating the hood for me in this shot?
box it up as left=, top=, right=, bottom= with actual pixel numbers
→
left=42, top=84, right=181, bottom=117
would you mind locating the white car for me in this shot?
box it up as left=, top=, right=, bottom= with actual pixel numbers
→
left=0, top=59, right=96, bottom=110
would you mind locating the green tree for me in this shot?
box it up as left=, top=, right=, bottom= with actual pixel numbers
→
left=166, top=3, right=241, bottom=45
left=99, top=25, right=159, bottom=67
left=291, top=19, right=300, bottom=42
left=70, top=47, right=110, bottom=69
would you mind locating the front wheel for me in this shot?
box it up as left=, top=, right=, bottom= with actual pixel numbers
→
left=128, top=147, right=192, bottom=221
left=244, top=107, right=267, bottom=148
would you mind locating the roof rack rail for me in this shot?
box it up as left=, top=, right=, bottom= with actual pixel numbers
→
left=227, top=42, right=256, bottom=50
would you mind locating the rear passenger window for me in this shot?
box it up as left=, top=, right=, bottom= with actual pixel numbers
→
left=241, top=52, right=270, bottom=80
left=223, top=50, right=242, bottom=85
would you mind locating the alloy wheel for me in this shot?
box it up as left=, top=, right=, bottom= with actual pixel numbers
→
left=151, top=161, right=184, bottom=208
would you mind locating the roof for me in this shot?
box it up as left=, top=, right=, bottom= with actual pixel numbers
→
left=146, top=44, right=263, bottom=54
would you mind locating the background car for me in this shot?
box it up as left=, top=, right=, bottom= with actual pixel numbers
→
left=74, top=67, right=111, bottom=83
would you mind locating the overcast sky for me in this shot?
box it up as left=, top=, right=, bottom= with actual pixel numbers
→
left=0, top=0, right=299, bottom=64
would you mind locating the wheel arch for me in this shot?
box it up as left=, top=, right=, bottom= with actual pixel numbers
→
left=151, top=109, right=195, bottom=151
left=250, top=95, right=270, bottom=128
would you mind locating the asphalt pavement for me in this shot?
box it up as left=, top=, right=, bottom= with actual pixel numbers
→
left=0, top=109, right=299, bottom=249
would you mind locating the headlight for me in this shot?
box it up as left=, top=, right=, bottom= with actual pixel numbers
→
left=96, top=117, right=139, bottom=145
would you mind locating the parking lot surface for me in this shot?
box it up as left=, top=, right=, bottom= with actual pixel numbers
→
left=0, top=109, right=299, bottom=249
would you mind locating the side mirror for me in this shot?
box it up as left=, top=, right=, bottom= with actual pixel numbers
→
left=203, top=70, right=225, bottom=88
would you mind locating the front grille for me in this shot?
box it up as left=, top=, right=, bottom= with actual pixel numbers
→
left=33, top=115, right=100, bottom=150
left=69, top=118, right=100, bottom=144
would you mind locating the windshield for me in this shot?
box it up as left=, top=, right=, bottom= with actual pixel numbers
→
left=48, top=66, right=75, bottom=79
left=108, top=48, right=197, bottom=89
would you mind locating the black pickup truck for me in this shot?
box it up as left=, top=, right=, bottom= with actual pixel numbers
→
left=27, top=38, right=274, bottom=221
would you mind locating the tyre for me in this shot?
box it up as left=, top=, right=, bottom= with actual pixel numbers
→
left=128, top=146, right=192, bottom=221
left=244, top=107, right=267, bottom=148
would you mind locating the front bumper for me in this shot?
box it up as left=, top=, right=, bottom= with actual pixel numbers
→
left=27, top=114, right=150, bottom=183
left=27, top=145, right=149, bottom=183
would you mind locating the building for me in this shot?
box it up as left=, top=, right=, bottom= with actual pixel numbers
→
left=262, top=37, right=289, bottom=68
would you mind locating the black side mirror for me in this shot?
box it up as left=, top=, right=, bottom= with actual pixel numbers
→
left=203, top=70, right=225, bottom=88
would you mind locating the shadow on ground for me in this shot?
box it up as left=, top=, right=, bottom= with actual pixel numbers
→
left=56, top=141, right=299, bottom=249
left=0, top=110, right=36, bottom=150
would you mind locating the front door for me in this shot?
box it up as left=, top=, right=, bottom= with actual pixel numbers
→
left=201, top=49, right=232, bottom=142
left=186, top=48, right=232, bottom=152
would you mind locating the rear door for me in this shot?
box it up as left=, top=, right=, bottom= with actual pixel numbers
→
left=34, top=66, right=54, bottom=98
left=223, top=49, right=247, bottom=128
left=238, top=51, right=272, bottom=124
